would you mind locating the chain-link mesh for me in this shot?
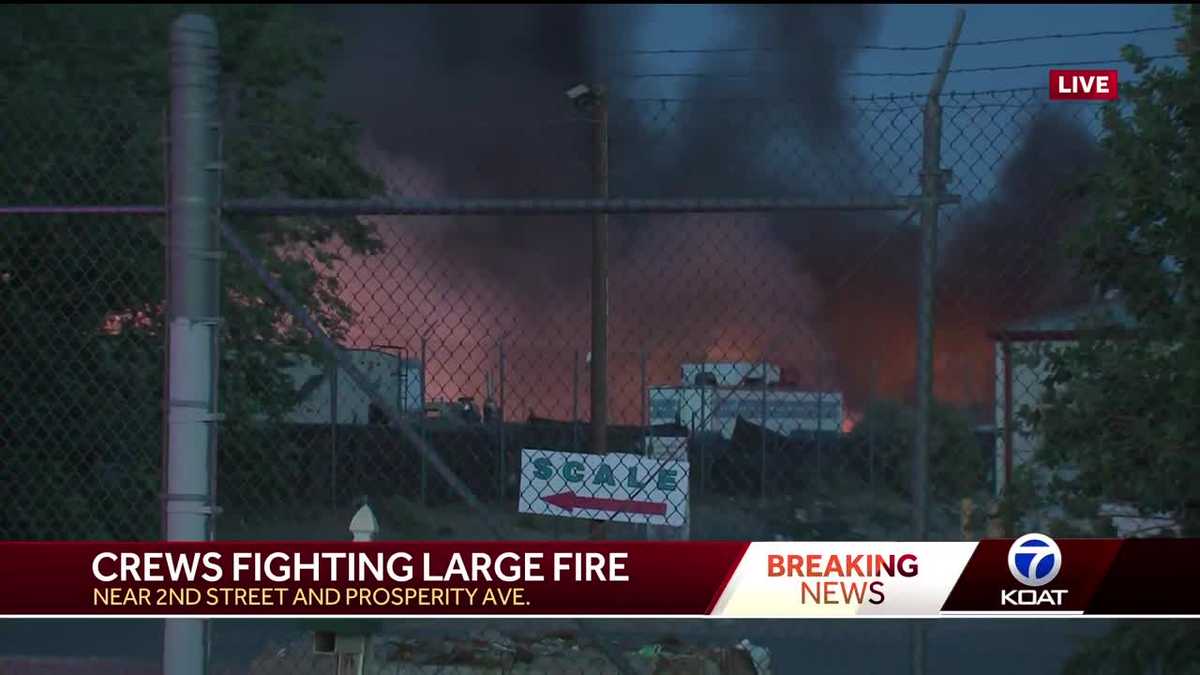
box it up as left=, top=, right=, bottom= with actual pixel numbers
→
left=933, top=88, right=1123, bottom=537
left=1, top=33, right=1173, bottom=672
left=0, top=90, right=166, bottom=541
left=197, top=90, right=1119, bottom=673
left=211, top=92, right=1006, bottom=548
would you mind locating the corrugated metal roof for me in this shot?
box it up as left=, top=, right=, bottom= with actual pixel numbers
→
left=1000, top=297, right=1136, bottom=333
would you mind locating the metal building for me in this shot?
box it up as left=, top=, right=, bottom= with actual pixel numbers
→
left=989, top=299, right=1134, bottom=498
left=986, top=299, right=1179, bottom=536
left=283, top=348, right=424, bottom=425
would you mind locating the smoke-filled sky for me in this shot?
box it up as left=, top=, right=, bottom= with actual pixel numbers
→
left=301, top=5, right=1183, bottom=425
left=611, top=5, right=1180, bottom=99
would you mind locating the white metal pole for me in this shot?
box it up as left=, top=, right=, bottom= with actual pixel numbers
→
left=164, top=13, right=220, bottom=675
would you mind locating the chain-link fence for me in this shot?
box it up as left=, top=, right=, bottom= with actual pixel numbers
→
left=1, top=90, right=167, bottom=541
left=3, top=9, right=1184, bottom=675
left=210, top=88, right=1118, bottom=550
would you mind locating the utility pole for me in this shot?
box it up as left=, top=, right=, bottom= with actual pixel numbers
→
left=163, top=13, right=220, bottom=675
left=590, top=83, right=610, bottom=460
left=912, top=11, right=965, bottom=675
left=567, top=83, right=610, bottom=541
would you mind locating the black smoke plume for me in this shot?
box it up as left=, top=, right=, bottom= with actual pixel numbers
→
left=321, top=5, right=881, bottom=287
left=314, top=6, right=1103, bottom=416
left=811, top=110, right=1101, bottom=410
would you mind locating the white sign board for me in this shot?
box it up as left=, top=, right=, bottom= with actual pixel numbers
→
left=518, top=449, right=689, bottom=527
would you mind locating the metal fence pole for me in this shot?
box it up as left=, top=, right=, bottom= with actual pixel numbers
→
left=640, top=350, right=648, bottom=450
left=330, top=353, right=338, bottom=509
left=589, top=84, right=610, bottom=541
left=816, top=392, right=824, bottom=484
left=869, top=358, right=878, bottom=493
left=699, top=384, right=707, bottom=494
left=914, top=6, right=964, bottom=545
left=163, top=13, right=219, bottom=675
left=573, top=348, right=581, bottom=452
left=498, top=341, right=507, bottom=499
left=420, top=336, right=428, bottom=506
left=913, top=10, right=965, bottom=675
left=1002, top=338, right=1014, bottom=501
left=760, top=351, right=768, bottom=503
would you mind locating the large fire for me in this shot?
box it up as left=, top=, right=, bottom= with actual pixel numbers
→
left=315, top=129, right=1082, bottom=429
left=327, top=212, right=1004, bottom=428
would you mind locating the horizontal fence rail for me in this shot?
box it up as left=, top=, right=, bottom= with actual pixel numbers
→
left=221, top=196, right=959, bottom=216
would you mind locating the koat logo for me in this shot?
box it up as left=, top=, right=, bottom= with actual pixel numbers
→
left=1007, top=533, right=1062, bottom=587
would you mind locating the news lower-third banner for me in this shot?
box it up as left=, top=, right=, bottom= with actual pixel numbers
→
left=1, top=536, right=1196, bottom=618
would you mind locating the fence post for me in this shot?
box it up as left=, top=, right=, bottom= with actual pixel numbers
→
left=498, top=341, right=507, bottom=499
left=912, top=10, right=965, bottom=675
left=640, top=350, right=648, bottom=450
left=760, top=351, right=768, bottom=504
left=163, top=13, right=220, bottom=675
left=330, top=352, right=338, bottom=509
left=699, top=384, right=707, bottom=494
left=573, top=348, right=581, bottom=452
left=914, top=6, right=964, bottom=545
left=1001, top=338, right=1014, bottom=501
left=420, top=336, right=428, bottom=506
left=869, top=358, right=878, bottom=493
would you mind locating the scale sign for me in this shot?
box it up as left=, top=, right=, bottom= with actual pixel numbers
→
left=519, top=449, right=689, bottom=527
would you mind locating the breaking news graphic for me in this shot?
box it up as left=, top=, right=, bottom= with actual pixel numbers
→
left=1, top=536, right=1198, bottom=618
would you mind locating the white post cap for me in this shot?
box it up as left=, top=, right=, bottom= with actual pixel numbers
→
left=349, top=504, right=379, bottom=542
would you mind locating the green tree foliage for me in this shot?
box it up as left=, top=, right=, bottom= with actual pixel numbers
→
left=0, top=6, right=381, bottom=538
left=849, top=399, right=986, bottom=502
left=1025, top=6, right=1200, bottom=673
left=1031, top=5, right=1200, bottom=537
left=1064, top=622, right=1200, bottom=675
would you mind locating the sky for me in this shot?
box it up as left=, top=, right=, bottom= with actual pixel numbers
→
left=616, top=4, right=1183, bottom=100
left=860, top=4, right=1181, bottom=95
left=589, top=4, right=1185, bottom=209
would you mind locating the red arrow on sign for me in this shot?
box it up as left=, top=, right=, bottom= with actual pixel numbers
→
left=541, top=491, right=668, bottom=516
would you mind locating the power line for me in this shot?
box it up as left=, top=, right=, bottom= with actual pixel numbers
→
left=850, top=53, right=1185, bottom=78
left=610, top=24, right=1184, bottom=56
left=612, top=53, right=1184, bottom=81
left=616, top=85, right=1059, bottom=103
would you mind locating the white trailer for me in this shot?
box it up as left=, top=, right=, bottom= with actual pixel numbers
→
left=649, top=385, right=843, bottom=439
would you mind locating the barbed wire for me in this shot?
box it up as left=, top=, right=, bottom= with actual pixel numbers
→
left=851, top=53, right=1187, bottom=78
left=612, top=53, right=1185, bottom=81
left=618, top=85, right=1054, bottom=104
left=607, top=24, right=1185, bottom=56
